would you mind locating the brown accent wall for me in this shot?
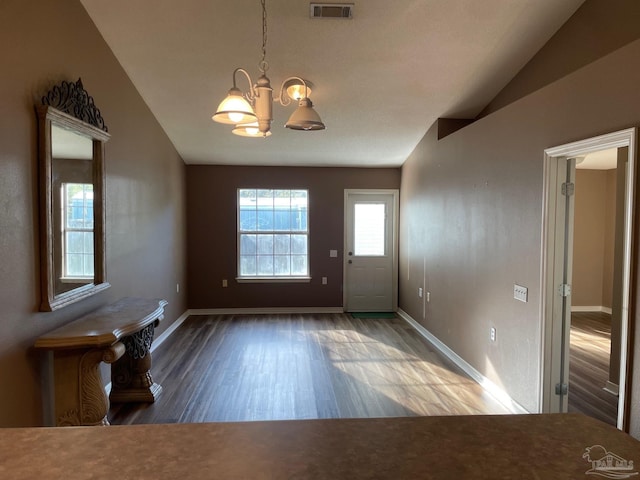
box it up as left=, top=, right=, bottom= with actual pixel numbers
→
left=187, top=166, right=400, bottom=309
left=399, top=35, right=640, bottom=423
left=0, top=0, right=187, bottom=426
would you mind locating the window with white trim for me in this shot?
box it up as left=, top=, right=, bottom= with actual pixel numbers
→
left=62, top=183, right=94, bottom=279
left=238, top=189, right=309, bottom=279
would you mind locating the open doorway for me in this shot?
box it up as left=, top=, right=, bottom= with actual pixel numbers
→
left=569, top=148, right=624, bottom=426
left=541, top=128, right=636, bottom=431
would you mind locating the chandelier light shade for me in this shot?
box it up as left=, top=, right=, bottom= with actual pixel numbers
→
left=212, top=87, right=257, bottom=125
left=284, top=79, right=313, bottom=101
left=285, top=97, right=326, bottom=131
left=232, top=122, right=272, bottom=137
left=212, top=0, right=325, bottom=138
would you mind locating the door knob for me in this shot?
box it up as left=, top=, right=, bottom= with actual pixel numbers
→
left=348, top=251, right=353, bottom=256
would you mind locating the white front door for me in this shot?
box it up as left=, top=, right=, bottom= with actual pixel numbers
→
left=344, top=190, right=398, bottom=312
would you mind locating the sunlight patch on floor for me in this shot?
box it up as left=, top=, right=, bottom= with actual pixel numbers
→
left=310, top=329, right=510, bottom=416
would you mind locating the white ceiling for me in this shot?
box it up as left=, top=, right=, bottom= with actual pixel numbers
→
left=80, top=0, right=584, bottom=167
left=576, top=148, right=618, bottom=170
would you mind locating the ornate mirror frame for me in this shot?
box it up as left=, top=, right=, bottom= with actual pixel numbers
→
left=36, top=79, right=110, bottom=311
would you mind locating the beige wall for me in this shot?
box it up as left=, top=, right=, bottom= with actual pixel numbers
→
left=0, top=0, right=187, bottom=426
left=400, top=34, right=640, bottom=432
left=187, top=166, right=400, bottom=308
left=572, top=169, right=616, bottom=308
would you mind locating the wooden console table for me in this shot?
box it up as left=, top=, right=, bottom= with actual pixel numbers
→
left=34, top=297, right=168, bottom=426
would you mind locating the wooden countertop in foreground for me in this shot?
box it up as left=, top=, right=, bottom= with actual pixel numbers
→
left=1, top=414, right=638, bottom=479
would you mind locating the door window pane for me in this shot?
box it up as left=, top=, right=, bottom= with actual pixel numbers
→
left=354, top=203, right=385, bottom=256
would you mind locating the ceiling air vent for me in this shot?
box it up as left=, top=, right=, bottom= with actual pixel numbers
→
left=310, top=3, right=354, bottom=19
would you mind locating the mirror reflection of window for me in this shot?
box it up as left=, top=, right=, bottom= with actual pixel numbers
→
left=37, top=95, right=111, bottom=311
left=62, top=183, right=94, bottom=279
left=51, top=124, right=95, bottom=289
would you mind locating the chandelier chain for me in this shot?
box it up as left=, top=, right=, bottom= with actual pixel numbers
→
left=259, top=0, right=268, bottom=73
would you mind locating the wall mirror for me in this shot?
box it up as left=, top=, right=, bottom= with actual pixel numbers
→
left=36, top=79, right=110, bottom=311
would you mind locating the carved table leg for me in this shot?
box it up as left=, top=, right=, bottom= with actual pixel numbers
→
left=52, top=342, right=125, bottom=427
left=110, top=321, right=162, bottom=403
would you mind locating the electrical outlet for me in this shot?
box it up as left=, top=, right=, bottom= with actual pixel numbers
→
left=426, top=291, right=430, bottom=303
left=222, top=279, right=228, bottom=288
left=514, top=284, right=528, bottom=303
left=322, top=277, right=327, bottom=285
left=490, top=327, right=496, bottom=342
left=329, top=250, right=338, bottom=258
left=418, top=287, right=423, bottom=298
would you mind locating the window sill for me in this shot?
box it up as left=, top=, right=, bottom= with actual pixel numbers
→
left=60, top=277, right=93, bottom=284
left=236, top=276, right=311, bottom=284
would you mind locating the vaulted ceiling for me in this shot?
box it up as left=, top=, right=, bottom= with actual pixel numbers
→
left=80, top=0, right=584, bottom=167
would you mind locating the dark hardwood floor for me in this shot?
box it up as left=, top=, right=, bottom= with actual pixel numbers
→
left=568, top=311, right=618, bottom=426
left=109, top=313, right=509, bottom=425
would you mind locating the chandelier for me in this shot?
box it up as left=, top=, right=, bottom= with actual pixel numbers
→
left=212, top=0, right=326, bottom=137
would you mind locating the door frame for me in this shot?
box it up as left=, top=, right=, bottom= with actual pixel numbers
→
left=540, top=128, right=637, bottom=430
left=343, top=189, right=399, bottom=312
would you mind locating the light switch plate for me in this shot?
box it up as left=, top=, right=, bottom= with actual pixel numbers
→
left=329, top=249, right=338, bottom=258
left=514, top=284, right=528, bottom=303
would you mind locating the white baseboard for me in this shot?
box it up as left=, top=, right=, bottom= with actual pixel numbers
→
left=152, top=310, right=191, bottom=351
left=396, top=309, right=529, bottom=415
left=188, top=307, right=344, bottom=315
left=571, top=305, right=613, bottom=314
left=604, top=381, right=619, bottom=396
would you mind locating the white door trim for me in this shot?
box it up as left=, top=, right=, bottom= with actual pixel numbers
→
left=343, top=189, right=399, bottom=312
left=540, top=128, right=637, bottom=430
